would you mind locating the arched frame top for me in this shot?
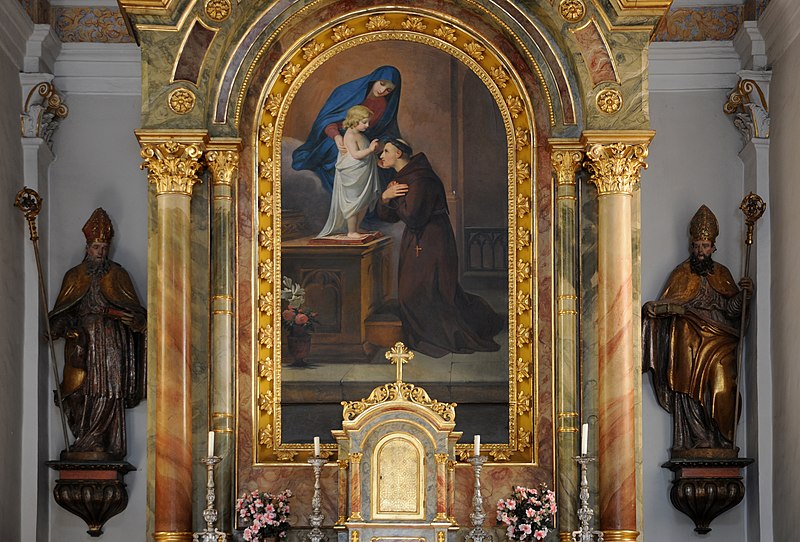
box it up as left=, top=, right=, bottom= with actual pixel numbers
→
left=251, top=8, right=541, bottom=465
left=212, top=0, right=583, bottom=132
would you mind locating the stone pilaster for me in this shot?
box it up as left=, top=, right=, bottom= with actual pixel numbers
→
left=138, top=130, right=207, bottom=542
left=549, top=139, right=583, bottom=541
left=205, top=138, right=240, bottom=534
left=581, top=130, right=653, bottom=542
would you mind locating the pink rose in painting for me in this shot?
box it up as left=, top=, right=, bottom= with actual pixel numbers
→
left=282, top=309, right=295, bottom=322
left=294, top=313, right=309, bottom=325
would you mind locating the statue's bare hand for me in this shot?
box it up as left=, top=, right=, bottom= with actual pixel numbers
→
left=739, top=277, right=754, bottom=299
left=643, top=301, right=658, bottom=318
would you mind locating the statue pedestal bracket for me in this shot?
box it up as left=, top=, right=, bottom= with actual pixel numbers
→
left=662, top=456, right=753, bottom=534
left=46, top=460, right=135, bottom=537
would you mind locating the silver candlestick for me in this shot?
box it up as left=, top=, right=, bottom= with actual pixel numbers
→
left=307, top=457, right=328, bottom=542
left=571, top=456, right=603, bottom=542
left=194, top=455, right=228, bottom=542
left=467, top=455, right=491, bottom=542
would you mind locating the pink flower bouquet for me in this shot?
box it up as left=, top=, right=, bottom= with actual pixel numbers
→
left=235, top=489, right=293, bottom=541
left=496, top=484, right=557, bottom=541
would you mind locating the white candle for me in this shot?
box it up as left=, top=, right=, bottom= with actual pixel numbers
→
left=208, top=430, right=215, bottom=457
left=314, top=436, right=320, bottom=457
left=474, top=434, right=480, bottom=457
left=581, top=423, right=588, bottom=456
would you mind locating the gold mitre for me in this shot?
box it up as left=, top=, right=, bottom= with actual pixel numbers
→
left=689, top=205, right=718, bottom=242
left=82, top=208, right=114, bottom=244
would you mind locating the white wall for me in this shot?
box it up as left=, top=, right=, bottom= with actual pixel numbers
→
left=0, top=1, right=31, bottom=540
left=761, top=0, right=800, bottom=538
left=642, top=42, right=758, bottom=541
left=44, top=43, right=147, bottom=541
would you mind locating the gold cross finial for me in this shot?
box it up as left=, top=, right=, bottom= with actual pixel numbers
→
left=385, top=342, right=414, bottom=383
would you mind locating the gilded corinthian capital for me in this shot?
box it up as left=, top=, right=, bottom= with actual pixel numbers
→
left=136, top=131, right=208, bottom=196
left=207, top=139, right=242, bottom=186
left=581, top=131, right=654, bottom=195
left=549, top=140, right=584, bottom=186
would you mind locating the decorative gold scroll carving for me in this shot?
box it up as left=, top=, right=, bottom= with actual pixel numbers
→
left=342, top=381, right=457, bottom=423
left=138, top=136, right=206, bottom=196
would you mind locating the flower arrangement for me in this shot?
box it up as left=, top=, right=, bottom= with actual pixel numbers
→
left=235, top=489, right=293, bottom=541
left=496, top=484, right=557, bottom=541
left=280, top=276, right=318, bottom=333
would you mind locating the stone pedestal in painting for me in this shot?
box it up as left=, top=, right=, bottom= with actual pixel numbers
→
left=282, top=236, right=394, bottom=361
left=662, top=455, right=753, bottom=534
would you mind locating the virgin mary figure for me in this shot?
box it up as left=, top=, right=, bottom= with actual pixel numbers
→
left=292, top=65, right=402, bottom=191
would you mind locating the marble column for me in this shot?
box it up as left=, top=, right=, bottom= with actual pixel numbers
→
left=349, top=452, right=363, bottom=521
left=206, top=139, right=240, bottom=533
left=336, top=459, right=349, bottom=526
left=549, top=140, right=583, bottom=541
left=581, top=131, right=653, bottom=542
left=138, top=130, right=207, bottom=542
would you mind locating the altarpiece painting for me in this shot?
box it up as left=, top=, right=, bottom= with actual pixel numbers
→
left=247, top=11, right=547, bottom=466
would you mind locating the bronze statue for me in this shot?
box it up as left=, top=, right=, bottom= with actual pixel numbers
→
left=643, top=205, right=752, bottom=454
left=49, top=208, right=146, bottom=460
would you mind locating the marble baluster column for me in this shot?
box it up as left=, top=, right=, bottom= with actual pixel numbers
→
left=435, top=453, right=448, bottom=521
left=206, top=139, right=240, bottom=533
left=138, top=131, right=207, bottom=542
left=336, top=459, right=349, bottom=527
left=549, top=140, right=584, bottom=541
left=582, top=131, right=652, bottom=542
left=349, top=452, right=363, bottom=520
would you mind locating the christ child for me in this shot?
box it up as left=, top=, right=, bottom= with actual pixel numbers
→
left=316, top=105, right=381, bottom=238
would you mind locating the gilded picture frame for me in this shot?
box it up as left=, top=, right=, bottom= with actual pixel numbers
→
left=252, top=8, right=538, bottom=464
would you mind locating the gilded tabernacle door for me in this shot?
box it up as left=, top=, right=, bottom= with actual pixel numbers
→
left=249, top=8, right=550, bottom=465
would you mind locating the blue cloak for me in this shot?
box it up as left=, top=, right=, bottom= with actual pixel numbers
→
left=292, top=65, right=402, bottom=191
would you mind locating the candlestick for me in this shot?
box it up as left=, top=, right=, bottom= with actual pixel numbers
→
left=307, top=457, right=327, bottom=542
left=193, top=455, right=227, bottom=542
left=474, top=434, right=480, bottom=457
left=467, top=455, right=491, bottom=542
left=314, top=436, right=321, bottom=457
left=581, top=423, right=588, bottom=456
left=208, top=430, right=215, bottom=458
left=571, top=455, right=603, bottom=542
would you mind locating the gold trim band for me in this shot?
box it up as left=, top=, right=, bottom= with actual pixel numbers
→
left=153, top=532, right=194, bottom=542
left=602, top=530, right=640, bottom=541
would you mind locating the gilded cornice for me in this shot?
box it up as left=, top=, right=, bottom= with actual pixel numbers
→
left=136, top=130, right=208, bottom=196
left=581, top=130, right=653, bottom=196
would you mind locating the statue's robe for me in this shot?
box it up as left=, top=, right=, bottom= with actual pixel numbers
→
left=643, top=259, right=742, bottom=449
left=49, top=260, right=146, bottom=459
left=377, top=153, right=503, bottom=358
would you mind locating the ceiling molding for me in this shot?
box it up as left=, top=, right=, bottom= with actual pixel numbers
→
left=0, top=0, right=34, bottom=69
left=54, top=43, right=141, bottom=95
left=760, top=0, right=800, bottom=65
left=648, top=41, right=742, bottom=91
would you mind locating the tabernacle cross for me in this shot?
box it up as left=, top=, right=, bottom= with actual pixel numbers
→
left=385, top=342, right=414, bottom=383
